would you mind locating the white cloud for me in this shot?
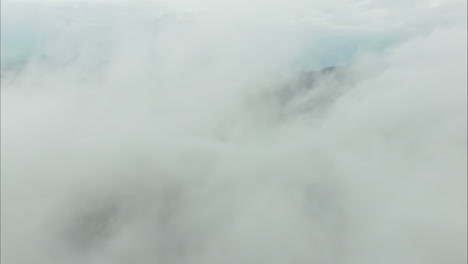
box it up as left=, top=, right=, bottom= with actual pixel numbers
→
left=1, top=0, right=466, bottom=263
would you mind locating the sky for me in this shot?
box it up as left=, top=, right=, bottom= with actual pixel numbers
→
left=1, top=0, right=466, bottom=67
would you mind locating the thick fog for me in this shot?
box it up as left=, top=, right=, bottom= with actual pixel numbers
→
left=1, top=0, right=467, bottom=263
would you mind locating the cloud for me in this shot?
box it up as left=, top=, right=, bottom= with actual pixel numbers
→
left=1, top=0, right=466, bottom=263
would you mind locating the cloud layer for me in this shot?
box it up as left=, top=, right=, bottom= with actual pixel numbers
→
left=1, top=1, right=466, bottom=263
